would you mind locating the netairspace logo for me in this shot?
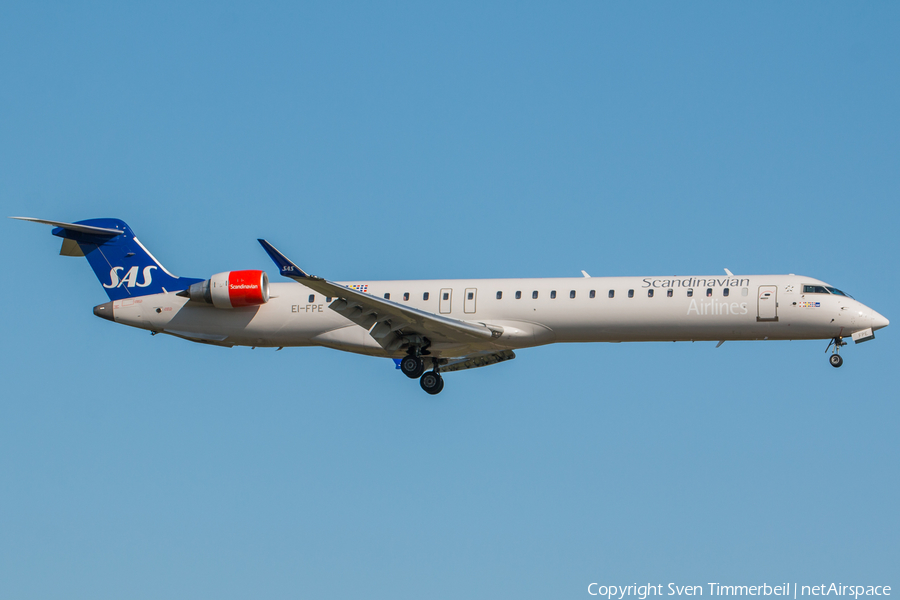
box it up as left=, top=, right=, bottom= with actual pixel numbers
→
left=587, top=584, right=892, bottom=599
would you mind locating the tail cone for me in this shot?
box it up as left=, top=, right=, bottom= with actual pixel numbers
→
left=93, top=302, right=114, bottom=322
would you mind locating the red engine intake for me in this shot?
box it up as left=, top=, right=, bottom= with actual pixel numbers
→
left=182, top=270, right=270, bottom=309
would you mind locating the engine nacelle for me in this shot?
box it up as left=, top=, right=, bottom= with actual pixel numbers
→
left=182, top=270, right=270, bottom=308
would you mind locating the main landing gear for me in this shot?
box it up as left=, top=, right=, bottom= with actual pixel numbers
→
left=401, top=343, right=444, bottom=394
left=419, top=369, right=444, bottom=395
left=827, top=336, right=846, bottom=368
left=399, top=354, right=426, bottom=379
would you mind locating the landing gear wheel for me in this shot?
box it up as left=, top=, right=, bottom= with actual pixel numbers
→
left=829, top=354, right=843, bottom=368
left=400, top=355, right=425, bottom=379
left=420, top=371, right=444, bottom=395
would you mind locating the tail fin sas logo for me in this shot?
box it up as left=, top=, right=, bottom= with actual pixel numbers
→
left=103, top=266, right=157, bottom=289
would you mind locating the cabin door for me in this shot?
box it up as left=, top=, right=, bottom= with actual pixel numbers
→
left=757, top=285, right=778, bottom=321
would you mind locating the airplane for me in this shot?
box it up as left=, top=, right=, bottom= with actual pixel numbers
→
left=13, top=216, right=890, bottom=395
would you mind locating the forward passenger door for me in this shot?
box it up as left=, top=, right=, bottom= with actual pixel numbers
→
left=757, top=285, right=778, bottom=321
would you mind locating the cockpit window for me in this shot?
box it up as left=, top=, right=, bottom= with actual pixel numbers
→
left=803, top=284, right=853, bottom=298
left=825, top=286, right=851, bottom=298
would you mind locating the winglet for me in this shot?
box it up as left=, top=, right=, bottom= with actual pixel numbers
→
left=257, top=239, right=310, bottom=279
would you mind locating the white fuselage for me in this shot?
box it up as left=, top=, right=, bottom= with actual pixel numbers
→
left=103, top=275, right=888, bottom=357
left=105, top=274, right=888, bottom=358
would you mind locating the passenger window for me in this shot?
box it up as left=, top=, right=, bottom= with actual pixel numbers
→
left=687, top=289, right=693, bottom=297
left=515, top=291, right=522, bottom=299
left=423, top=292, right=429, bottom=301
left=741, top=288, right=748, bottom=296
left=467, top=292, right=474, bottom=300
left=496, top=291, right=502, bottom=300
left=532, top=291, right=539, bottom=299
left=628, top=289, right=634, bottom=298
left=442, top=292, right=449, bottom=300
left=589, top=290, right=596, bottom=298
left=384, top=293, right=390, bottom=299
left=550, top=290, right=556, bottom=299
left=403, top=292, right=410, bottom=301
left=308, top=294, right=315, bottom=303
left=648, top=289, right=654, bottom=298
left=570, top=290, right=576, bottom=299
left=667, top=289, right=673, bottom=297
left=326, top=297, right=332, bottom=302
left=608, top=290, right=615, bottom=298
left=723, top=288, right=729, bottom=297
left=706, top=288, right=712, bottom=297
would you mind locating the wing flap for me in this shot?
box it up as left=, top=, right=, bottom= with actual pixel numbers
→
left=441, top=350, right=516, bottom=373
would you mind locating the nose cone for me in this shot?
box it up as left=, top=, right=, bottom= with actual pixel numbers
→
left=872, top=310, right=889, bottom=331
left=93, top=301, right=115, bottom=322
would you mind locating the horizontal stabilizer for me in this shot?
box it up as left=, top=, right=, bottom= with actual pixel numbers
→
left=10, top=216, right=123, bottom=237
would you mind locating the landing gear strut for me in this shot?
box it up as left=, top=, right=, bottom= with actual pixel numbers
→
left=827, top=336, right=845, bottom=368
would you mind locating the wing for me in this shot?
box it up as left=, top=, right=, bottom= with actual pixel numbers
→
left=258, top=240, right=504, bottom=352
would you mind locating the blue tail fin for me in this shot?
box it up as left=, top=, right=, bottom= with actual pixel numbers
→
left=15, top=217, right=202, bottom=301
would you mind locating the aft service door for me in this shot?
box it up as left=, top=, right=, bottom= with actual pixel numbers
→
left=757, top=285, right=778, bottom=321
left=440, top=288, right=452, bottom=314
left=464, top=288, right=477, bottom=313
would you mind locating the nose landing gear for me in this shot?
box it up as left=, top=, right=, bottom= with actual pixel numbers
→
left=826, top=336, right=846, bottom=368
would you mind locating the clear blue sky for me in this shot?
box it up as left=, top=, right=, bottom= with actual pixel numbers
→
left=2, top=2, right=898, bottom=599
